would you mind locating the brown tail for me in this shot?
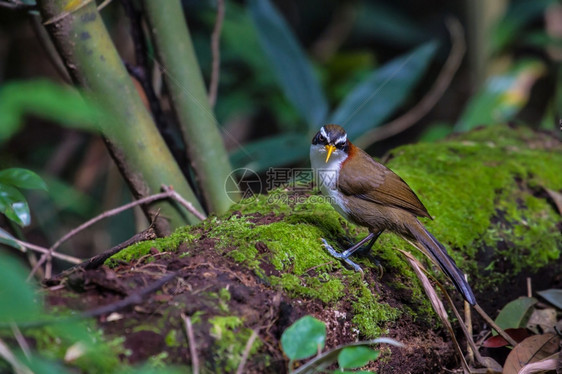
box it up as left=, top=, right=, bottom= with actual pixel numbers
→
left=408, top=220, right=476, bottom=305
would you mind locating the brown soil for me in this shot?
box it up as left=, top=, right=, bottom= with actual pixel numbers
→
left=45, top=211, right=461, bottom=374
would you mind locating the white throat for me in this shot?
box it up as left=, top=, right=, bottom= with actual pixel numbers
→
left=309, top=144, right=350, bottom=218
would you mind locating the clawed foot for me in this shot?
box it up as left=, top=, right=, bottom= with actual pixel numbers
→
left=320, top=238, right=364, bottom=275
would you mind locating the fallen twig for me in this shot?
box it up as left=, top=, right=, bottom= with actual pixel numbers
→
left=45, top=226, right=157, bottom=284
left=82, top=272, right=177, bottom=319
left=182, top=313, right=200, bottom=374
left=236, top=329, right=258, bottom=374
left=28, top=186, right=205, bottom=280
left=9, top=238, right=82, bottom=265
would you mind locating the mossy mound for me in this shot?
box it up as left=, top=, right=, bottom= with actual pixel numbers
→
left=99, top=124, right=561, bottom=371
left=384, top=125, right=562, bottom=294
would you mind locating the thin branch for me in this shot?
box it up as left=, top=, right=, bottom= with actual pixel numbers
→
left=46, top=226, right=157, bottom=285
left=10, top=323, right=30, bottom=360
left=473, top=304, right=518, bottom=347
left=208, top=0, right=225, bottom=109
left=9, top=238, right=82, bottom=264
left=236, top=329, right=258, bottom=374
left=182, top=313, right=200, bottom=374
left=161, top=185, right=207, bottom=221
left=28, top=187, right=205, bottom=280
left=0, top=337, right=32, bottom=374
left=354, top=17, right=466, bottom=149
left=82, top=272, right=177, bottom=318
left=310, top=3, right=356, bottom=62
left=464, top=275, right=474, bottom=364
left=0, top=0, right=35, bottom=11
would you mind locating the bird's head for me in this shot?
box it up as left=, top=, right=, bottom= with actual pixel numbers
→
left=311, top=124, right=349, bottom=164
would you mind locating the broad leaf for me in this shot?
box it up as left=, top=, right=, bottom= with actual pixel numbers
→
left=503, top=333, right=559, bottom=374
left=249, top=0, right=328, bottom=129
left=281, top=315, right=326, bottom=361
left=0, top=253, right=42, bottom=323
left=338, top=346, right=380, bottom=369
left=329, top=41, right=439, bottom=140
left=0, top=168, right=47, bottom=191
left=491, top=0, right=555, bottom=53
left=354, top=2, right=429, bottom=47
left=0, top=227, right=24, bottom=250
left=537, top=289, right=562, bottom=310
left=0, top=183, right=30, bottom=226
left=494, top=297, right=537, bottom=334
left=229, top=133, right=309, bottom=173
left=0, top=80, right=100, bottom=142
left=292, top=338, right=402, bottom=374
left=455, top=60, right=546, bottom=132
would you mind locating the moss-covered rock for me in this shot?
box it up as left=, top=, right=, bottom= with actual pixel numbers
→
left=103, top=125, right=561, bottom=371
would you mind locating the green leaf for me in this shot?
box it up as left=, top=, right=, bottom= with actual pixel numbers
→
left=0, top=227, right=24, bottom=250
left=0, top=168, right=47, bottom=191
left=490, top=0, right=555, bottom=53
left=0, top=253, right=43, bottom=323
left=229, top=133, right=309, bottom=173
left=537, top=289, right=562, bottom=309
left=329, top=41, right=439, bottom=140
left=0, top=184, right=30, bottom=226
left=494, top=297, right=537, bottom=333
left=455, top=59, right=546, bottom=132
left=281, top=315, right=326, bottom=361
left=338, top=346, right=380, bottom=369
left=354, top=2, right=429, bottom=47
left=249, top=0, right=328, bottom=129
left=0, top=80, right=100, bottom=142
left=292, top=338, right=402, bottom=374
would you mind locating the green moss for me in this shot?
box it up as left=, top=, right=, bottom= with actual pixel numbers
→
left=165, top=329, right=181, bottom=347
left=385, top=125, right=562, bottom=290
left=106, top=124, right=561, bottom=343
left=107, top=226, right=196, bottom=264
left=208, top=316, right=261, bottom=373
left=208, top=288, right=232, bottom=313
left=351, top=280, right=401, bottom=338
left=21, top=322, right=126, bottom=373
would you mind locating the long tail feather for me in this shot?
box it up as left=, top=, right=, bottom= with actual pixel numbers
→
left=408, top=220, right=476, bottom=305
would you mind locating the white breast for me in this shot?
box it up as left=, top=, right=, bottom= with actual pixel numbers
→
left=310, top=145, right=351, bottom=219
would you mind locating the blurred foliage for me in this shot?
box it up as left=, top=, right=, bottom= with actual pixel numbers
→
left=0, top=80, right=100, bottom=142
left=0, top=0, right=560, bottom=372
left=0, top=168, right=47, bottom=227
left=230, top=0, right=439, bottom=172
left=0, top=252, right=184, bottom=373
left=457, top=0, right=560, bottom=132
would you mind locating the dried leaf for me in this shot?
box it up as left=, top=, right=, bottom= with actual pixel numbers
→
left=482, top=328, right=532, bottom=348
left=526, top=308, right=558, bottom=334
left=545, top=189, right=562, bottom=214
left=503, top=333, right=560, bottom=374
left=518, top=353, right=558, bottom=374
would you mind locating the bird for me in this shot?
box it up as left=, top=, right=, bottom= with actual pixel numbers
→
left=309, top=124, right=476, bottom=305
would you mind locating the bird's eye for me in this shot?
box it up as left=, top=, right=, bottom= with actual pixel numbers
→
left=336, top=142, right=344, bottom=150
left=318, top=135, right=326, bottom=143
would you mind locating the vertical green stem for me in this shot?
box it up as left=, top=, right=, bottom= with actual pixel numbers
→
left=37, top=0, right=204, bottom=234
left=142, top=0, right=236, bottom=214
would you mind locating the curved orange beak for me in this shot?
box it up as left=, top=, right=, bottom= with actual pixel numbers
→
left=325, top=144, right=336, bottom=163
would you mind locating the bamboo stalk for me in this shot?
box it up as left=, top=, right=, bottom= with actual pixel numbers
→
left=36, top=0, right=204, bottom=234
left=142, top=0, right=237, bottom=214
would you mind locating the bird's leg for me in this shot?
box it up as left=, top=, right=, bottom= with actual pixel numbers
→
left=351, top=229, right=384, bottom=256
left=321, top=230, right=384, bottom=273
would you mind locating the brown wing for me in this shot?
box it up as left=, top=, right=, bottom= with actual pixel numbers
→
left=338, top=145, right=431, bottom=218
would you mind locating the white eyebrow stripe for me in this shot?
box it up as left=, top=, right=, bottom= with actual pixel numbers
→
left=320, top=126, right=328, bottom=139
left=334, top=134, right=347, bottom=144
